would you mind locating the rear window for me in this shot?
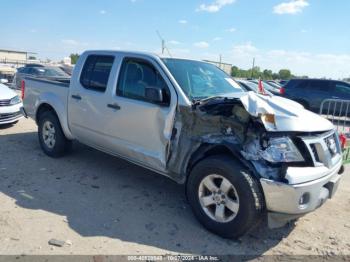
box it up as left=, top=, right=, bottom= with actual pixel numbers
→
left=80, top=55, right=115, bottom=92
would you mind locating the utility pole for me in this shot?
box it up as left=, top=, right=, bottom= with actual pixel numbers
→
left=157, top=30, right=166, bottom=55
left=251, top=57, right=255, bottom=79
left=219, top=54, right=222, bottom=69
left=161, top=39, right=165, bottom=55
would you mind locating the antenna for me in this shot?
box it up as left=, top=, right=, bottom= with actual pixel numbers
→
left=156, top=30, right=172, bottom=57
left=251, top=57, right=255, bottom=78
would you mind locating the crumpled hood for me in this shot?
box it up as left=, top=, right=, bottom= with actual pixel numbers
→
left=239, top=91, right=334, bottom=132
left=0, top=83, right=17, bottom=100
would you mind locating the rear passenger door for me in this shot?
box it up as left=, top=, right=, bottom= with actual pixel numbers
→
left=68, top=54, right=116, bottom=148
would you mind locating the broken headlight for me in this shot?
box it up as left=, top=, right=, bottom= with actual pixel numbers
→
left=261, top=137, right=304, bottom=163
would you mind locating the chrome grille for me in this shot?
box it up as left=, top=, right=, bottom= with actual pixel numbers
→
left=300, top=131, right=342, bottom=168
left=0, top=99, right=11, bottom=106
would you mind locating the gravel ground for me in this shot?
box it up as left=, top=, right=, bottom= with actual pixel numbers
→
left=0, top=117, right=349, bottom=256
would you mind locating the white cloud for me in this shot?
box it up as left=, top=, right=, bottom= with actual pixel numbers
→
left=178, top=19, right=188, bottom=24
left=99, top=10, right=107, bottom=15
left=168, top=40, right=181, bottom=45
left=301, top=29, right=308, bottom=33
left=232, top=42, right=258, bottom=55
left=228, top=42, right=350, bottom=78
left=226, top=27, right=236, bottom=33
left=213, top=37, right=222, bottom=41
left=194, top=41, right=210, bottom=48
left=273, top=0, right=309, bottom=15
left=196, top=0, right=236, bottom=13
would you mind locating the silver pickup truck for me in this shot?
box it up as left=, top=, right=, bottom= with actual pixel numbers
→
left=22, top=50, right=344, bottom=238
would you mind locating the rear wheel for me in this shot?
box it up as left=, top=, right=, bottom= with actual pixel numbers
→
left=187, top=155, right=264, bottom=238
left=38, top=111, right=71, bottom=157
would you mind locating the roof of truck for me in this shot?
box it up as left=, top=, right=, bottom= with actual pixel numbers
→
left=82, top=50, right=206, bottom=63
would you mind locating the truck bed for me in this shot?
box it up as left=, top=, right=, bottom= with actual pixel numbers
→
left=23, top=76, right=70, bottom=120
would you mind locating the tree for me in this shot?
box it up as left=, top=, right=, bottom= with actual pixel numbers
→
left=70, top=53, right=80, bottom=65
left=278, top=69, right=292, bottom=80
left=263, top=69, right=273, bottom=80
left=230, top=65, right=303, bottom=80
left=231, top=66, right=239, bottom=77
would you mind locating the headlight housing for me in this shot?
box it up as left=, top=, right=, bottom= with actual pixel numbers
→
left=260, top=137, right=304, bottom=163
left=10, top=95, right=21, bottom=105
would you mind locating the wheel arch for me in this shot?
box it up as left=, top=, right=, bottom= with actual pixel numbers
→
left=186, top=143, right=260, bottom=180
left=35, top=102, right=74, bottom=140
left=185, top=142, right=266, bottom=207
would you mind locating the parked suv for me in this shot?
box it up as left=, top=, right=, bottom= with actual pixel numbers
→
left=281, top=79, right=350, bottom=112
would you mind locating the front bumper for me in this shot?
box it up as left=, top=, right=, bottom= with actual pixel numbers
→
left=260, top=157, right=343, bottom=228
left=0, top=103, right=23, bottom=125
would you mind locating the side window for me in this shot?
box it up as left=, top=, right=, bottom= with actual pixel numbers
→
left=334, top=82, right=350, bottom=95
left=294, top=80, right=308, bottom=89
left=117, top=58, right=170, bottom=105
left=80, top=55, right=114, bottom=92
left=21, top=68, right=30, bottom=74
left=307, top=80, right=331, bottom=92
left=17, top=68, right=25, bottom=73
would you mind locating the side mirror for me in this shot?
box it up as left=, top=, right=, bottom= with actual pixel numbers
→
left=145, top=86, right=164, bottom=104
left=0, top=79, right=8, bottom=84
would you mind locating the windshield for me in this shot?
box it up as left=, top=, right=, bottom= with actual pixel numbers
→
left=36, top=67, right=69, bottom=77
left=162, top=58, right=243, bottom=100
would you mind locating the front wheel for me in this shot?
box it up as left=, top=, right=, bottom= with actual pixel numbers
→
left=187, top=155, right=264, bottom=238
left=38, top=111, right=71, bottom=157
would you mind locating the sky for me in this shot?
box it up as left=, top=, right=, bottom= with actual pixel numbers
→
left=1, top=0, right=350, bottom=79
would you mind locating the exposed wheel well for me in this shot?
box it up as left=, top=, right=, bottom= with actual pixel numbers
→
left=36, top=103, right=57, bottom=124
left=186, top=144, right=239, bottom=176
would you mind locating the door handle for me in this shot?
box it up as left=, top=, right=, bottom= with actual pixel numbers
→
left=71, top=94, right=82, bottom=100
left=107, top=103, right=121, bottom=110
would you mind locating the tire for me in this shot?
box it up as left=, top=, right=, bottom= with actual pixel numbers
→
left=186, top=155, right=264, bottom=239
left=38, top=111, right=71, bottom=158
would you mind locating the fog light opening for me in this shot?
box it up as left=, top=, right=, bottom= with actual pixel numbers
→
left=299, top=193, right=310, bottom=209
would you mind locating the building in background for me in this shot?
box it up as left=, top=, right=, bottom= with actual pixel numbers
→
left=204, top=60, right=232, bottom=75
left=0, top=49, right=37, bottom=83
left=0, top=49, right=37, bottom=66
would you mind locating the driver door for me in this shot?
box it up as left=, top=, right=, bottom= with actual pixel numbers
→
left=102, top=56, right=177, bottom=172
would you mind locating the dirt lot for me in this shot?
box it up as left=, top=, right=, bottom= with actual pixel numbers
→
left=0, top=117, right=350, bottom=256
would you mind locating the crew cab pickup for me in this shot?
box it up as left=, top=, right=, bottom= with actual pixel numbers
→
left=22, top=50, right=344, bottom=238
